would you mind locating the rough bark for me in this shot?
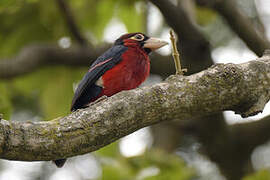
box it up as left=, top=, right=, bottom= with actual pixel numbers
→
left=149, top=0, right=226, bottom=159
left=148, top=1, right=269, bottom=178
left=0, top=53, right=270, bottom=161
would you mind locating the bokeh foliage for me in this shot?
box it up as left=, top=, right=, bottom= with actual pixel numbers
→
left=243, top=170, right=270, bottom=180
left=0, top=0, right=196, bottom=179
left=0, top=0, right=144, bottom=120
left=97, top=143, right=195, bottom=180
left=0, top=0, right=219, bottom=120
left=1, top=0, right=265, bottom=179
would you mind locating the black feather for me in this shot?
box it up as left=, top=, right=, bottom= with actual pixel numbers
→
left=71, top=45, right=128, bottom=111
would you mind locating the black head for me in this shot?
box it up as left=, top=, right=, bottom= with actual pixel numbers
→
left=114, top=32, right=168, bottom=54
left=114, top=32, right=149, bottom=45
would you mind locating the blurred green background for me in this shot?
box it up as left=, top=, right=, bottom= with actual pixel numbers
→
left=0, top=0, right=270, bottom=179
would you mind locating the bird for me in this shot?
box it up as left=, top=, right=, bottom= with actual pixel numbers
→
left=53, top=32, right=168, bottom=168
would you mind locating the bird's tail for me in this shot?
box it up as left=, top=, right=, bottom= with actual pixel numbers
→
left=53, top=159, right=67, bottom=168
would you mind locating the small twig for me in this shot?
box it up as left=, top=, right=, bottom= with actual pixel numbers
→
left=169, top=30, right=187, bottom=75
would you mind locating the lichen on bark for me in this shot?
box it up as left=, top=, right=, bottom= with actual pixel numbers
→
left=0, top=54, right=270, bottom=161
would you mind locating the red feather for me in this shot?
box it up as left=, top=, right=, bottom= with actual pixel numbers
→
left=102, top=45, right=150, bottom=96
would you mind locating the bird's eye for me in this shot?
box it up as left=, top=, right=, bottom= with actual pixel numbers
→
left=132, top=34, right=144, bottom=41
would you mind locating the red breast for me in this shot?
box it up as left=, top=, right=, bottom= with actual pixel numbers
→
left=102, top=46, right=150, bottom=97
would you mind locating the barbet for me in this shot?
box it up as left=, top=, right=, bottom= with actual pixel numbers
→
left=54, top=33, right=168, bottom=167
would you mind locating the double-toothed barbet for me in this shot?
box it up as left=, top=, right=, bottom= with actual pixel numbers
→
left=53, top=32, right=168, bottom=168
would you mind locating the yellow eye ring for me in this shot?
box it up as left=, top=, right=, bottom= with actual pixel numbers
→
left=130, top=34, right=144, bottom=41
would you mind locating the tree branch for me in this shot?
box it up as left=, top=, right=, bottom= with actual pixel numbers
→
left=0, top=0, right=213, bottom=79
left=1, top=53, right=270, bottom=161
left=149, top=0, right=224, bottom=157
left=55, top=0, right=88, bottom=46
left=196, top=0, right=270, bottom=56
left=148, top=1, right=269, bottom=177
left=0, top=44, right=174, bottom=79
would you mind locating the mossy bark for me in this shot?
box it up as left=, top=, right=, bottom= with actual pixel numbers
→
left=0, top=54, right=270, bottom=162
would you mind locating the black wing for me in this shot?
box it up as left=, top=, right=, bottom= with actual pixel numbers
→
left=71, top=45, right=128, bottom=111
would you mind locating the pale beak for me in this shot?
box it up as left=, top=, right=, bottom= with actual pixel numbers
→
left=143, top=37, right=168, bottom=51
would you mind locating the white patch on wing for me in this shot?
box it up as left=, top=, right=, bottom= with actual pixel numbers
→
left=95, top=77, right=104, bottom=87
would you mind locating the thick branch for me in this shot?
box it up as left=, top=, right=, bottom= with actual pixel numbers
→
left=0, top=54, right=270, bottom=161
left=0, top=44, right=174, bottom=79
left=196, top=0, right=270, bottom=56
left=149, top=0, right=222, bottom=156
